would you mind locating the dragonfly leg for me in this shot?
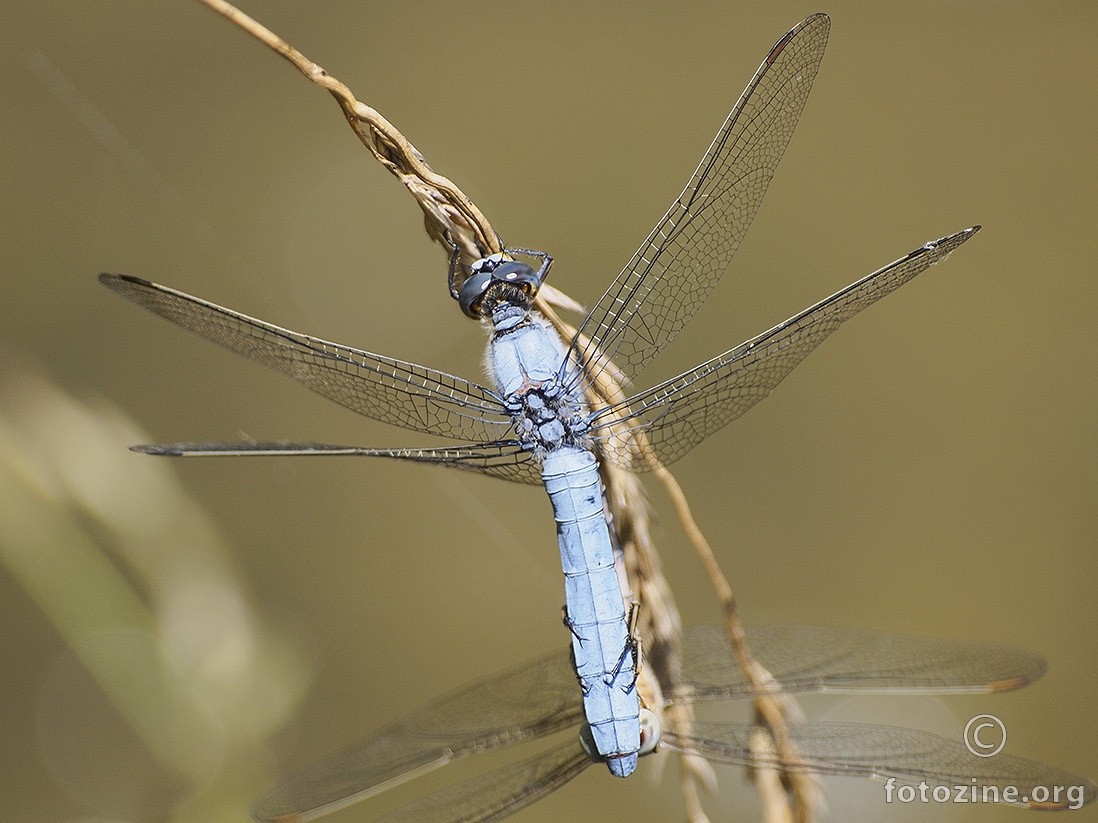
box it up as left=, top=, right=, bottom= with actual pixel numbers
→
left=607, top=602, right=642, bottom=691
left=505, top=247, right=553, bottom=283
left=561, top=611, right=595, bottom=698
left=562, top=605, right=586, bottom=643
left=445, top=236, right=463, bottom=300
left=628, top=603, right=642, bottom=688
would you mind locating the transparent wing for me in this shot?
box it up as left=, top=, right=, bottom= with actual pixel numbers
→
left=663, top=722, right=1097, bottom=810
left=377, top=740, right=591, bottom=823
left=252, top=624, right=1046, bottom=822
left=673, top=624, right=1046, bottom=703
left=568, top=13, right=830, bottom=388
left=591, top=227, right=980, bottom=471
left=252, top=645, right=582, bottom=823
left=130, top=441, right=542, bottom=485
left=99, top=273, right=511, bottom=443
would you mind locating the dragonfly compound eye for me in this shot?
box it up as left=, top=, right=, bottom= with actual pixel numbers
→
left=459, top=260, right=543, bottom=318
left=489, top=261, right=542, bottom=304
left=458, top=270, right=495, bottom=318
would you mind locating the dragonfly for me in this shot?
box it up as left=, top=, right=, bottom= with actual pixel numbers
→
left=100, top=13, right=980, bottom=775
left=250, top=624, right=1095, bottom=823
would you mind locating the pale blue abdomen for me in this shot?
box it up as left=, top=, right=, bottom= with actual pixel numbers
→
left=542, top=447, right=639, bottom=776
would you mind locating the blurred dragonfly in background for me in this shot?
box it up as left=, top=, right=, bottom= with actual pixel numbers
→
left=99, top=12, right=981, bottom=774
left=250, top=624, right=1095, bottom=822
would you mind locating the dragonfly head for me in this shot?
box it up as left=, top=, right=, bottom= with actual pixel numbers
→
left=460, top=254, right=544, bottom=324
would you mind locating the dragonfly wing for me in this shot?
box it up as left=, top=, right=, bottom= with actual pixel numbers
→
left=130, top=441, right=543, bottom=485
left=252, top=646, right=582, bottom=822
left=664, top=722, right=1096, bottom=809
left=377, top=740, right=591, bottom=823
left=674, top=623, right=1045, bottom=702
left=568, top=14, right=830, bottom=387
left=592, top=227, right=980, bottom=471
left=100, top=274, right=511, bottom=443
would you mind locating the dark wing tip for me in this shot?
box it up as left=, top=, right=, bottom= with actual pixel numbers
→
left=767, top=13, right=831, bottom=65
left=129, top=444, right=183, bottom=456
left=99, top=272, right=154, bottom=288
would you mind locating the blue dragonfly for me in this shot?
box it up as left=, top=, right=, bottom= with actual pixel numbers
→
left=249, top=624, right=1095, bottom=822
left=100, top=13, right=979, bottom=776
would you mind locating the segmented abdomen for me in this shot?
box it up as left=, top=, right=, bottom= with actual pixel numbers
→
left=542, top=446, right=639, bottom=776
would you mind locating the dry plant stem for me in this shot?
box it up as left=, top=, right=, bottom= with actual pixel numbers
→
left=652, top=463, right=752, bottom=686
left=655, top=461, right=819, bottom=823
left=194, top=0, right=500, bottom=269
left=191, top=2, right=814, bottom=820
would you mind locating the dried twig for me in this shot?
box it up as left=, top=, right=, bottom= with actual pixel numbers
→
left=196, top=0, right=500, bottom=274
left=191, top=1, right=815, bottom=820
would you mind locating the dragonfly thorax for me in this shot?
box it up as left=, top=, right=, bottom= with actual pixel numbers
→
left=506, top=381, right=588, bottom=454
left=485, top=281, right=589, bottom=455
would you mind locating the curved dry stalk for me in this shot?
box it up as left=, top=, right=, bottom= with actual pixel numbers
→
left=195, top=0, right=501, bottom=271
left=653, top=460, right=820, bottom=822
left=190, top=1, right=815, bottom=820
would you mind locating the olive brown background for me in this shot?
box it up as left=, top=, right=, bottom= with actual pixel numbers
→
left=2, top=2, right=1096, bottom=822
